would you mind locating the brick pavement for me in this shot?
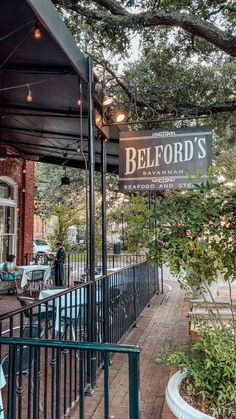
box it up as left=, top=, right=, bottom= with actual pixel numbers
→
left=0, top=293, right=20, bottom=314
left=69, top=281, right=190, bottom=419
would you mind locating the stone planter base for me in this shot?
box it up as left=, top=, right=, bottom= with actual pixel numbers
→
left=166, top=371, right=214, bottom=419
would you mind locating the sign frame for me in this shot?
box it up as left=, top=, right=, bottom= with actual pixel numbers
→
left=119, top=126, right=212, bottom=192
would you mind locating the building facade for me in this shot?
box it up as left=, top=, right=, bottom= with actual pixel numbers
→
left=0, top=146, right=34, bottom=264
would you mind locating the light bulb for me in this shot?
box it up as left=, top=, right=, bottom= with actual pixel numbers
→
left=27, top=93, right=32, bottom=102
left=103, top=96, right=113, bottom=106
left=76, top=99, right=81, bottom=106
left=34, top=27, right=42, bottom=40
left=26, top=85, right=32, bottom=102
left=22, top=188, right=26, bottom=193
left=77, top=145, right=81, bottom=153
left=22, top=168, right=26, bottom=174
left=115, top=111, right=126, bottom=123
left=17, top=208, right=20, bottom=212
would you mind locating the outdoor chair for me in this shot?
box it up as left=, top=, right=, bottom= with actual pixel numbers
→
left=59, top=302, right=104, bottom=342
left=59, top=304, right=83, bottom=341
left=0, top=272, right=16, bottom=294
left=1, top=325, right=44, bottom=412
left=28, top=270, right=45, bottom=295
left=17, top=296, right=55, bottom=334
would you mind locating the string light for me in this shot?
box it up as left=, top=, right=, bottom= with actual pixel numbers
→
left=76, top=145, right=81, bottom=153
left=76, top=98, right=81, bottom=106
left=22, top=188, right=26, bottom=193
left=17, top=207, right=20, bottom=212
left=26, top=84, right=32, bottom=102
left=33, top=24, right=42, bottom=40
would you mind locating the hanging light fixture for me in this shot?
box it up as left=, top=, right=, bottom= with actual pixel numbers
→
left=33, top=23, right=42, bottom=40
left=0, top=146, right=7, bottom=161
left=26, top=84, right=32, bottom=102
left=61, top=167, right=70, bottom=186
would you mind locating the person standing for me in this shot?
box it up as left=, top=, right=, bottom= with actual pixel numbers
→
left=54, top=242, right=65, bottom=286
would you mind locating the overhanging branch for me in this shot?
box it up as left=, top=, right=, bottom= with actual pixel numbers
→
left=58, top=0, right=236, bottom=56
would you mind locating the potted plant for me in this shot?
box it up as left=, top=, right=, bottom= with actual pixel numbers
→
left=148, top=182, right=236, bottom=418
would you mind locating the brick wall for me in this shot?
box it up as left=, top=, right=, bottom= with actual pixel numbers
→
left=0, top=146, right=34, bottom=264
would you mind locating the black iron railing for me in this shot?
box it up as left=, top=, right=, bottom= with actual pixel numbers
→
left=24, top=252, right=147, bottom=287
left=0, top=337, right=140, bottom=419
left=0, top=261, right=160, bottom=417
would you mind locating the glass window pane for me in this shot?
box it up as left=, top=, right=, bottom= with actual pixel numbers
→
left=0, top=181, right=13, bottom=199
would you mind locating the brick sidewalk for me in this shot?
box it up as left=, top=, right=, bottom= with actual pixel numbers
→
left=69, top=281, right=190, bottom=418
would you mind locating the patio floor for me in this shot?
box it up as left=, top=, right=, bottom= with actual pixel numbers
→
left=68, top=280, right=190, bottom=419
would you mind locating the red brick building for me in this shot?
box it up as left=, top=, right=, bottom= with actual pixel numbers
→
left=0, top=146, right=34, bottom=264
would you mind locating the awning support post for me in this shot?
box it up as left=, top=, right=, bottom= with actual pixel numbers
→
left=87, top=55, right=97, bottom=391
left=101, top=137, right=109, bottom=343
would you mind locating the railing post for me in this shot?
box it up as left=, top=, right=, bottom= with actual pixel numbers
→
left=128, top=352, right=140, bottom=419
left=67, top=253, right=70, bottom=287
left=132, top=266, right=137, bottom=325
left=161, top=263, right=164, bottom=294
left=147, top=263, right=151, bottom=306
left=155, top=264, right=159, bottom=294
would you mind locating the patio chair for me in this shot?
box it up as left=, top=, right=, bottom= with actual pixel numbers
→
left=28, top=270, right=45, bottom=295
left=59, top=304, right=82, bottom=341
left=1, top=325, right=43, bottom=412
left=17, top=296, right=55, bottom=334
left=0, top=272, right=16, bottom=294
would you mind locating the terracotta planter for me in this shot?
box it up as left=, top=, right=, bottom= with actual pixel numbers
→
left=166, top=371, right=214, bottom=419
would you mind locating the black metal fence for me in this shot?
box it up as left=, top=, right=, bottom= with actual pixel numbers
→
left=0, top=261, right=160, bottom=417
left=24, top=252, right=147, bottom=287
left=0, top=337, right=140, bottom=419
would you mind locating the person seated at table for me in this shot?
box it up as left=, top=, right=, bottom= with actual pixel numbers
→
left=2, top=254, right=19, bottom=281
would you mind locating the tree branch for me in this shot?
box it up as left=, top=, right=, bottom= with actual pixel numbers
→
left=59, top=0, right=236, bottom=56
left=95, top=59, right=236, bottom=117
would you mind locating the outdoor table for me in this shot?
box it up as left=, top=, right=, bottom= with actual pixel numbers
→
left=0, top=364, right=6, bottom=419
left=18, top=265, right=51, bottom=288
left=39, top=287, right=102, bottom=332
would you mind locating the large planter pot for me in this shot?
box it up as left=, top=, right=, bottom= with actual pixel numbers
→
left=166, top=371, right=214, bottom=419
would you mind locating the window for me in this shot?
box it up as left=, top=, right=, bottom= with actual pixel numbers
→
left=0, top=178, right=17, bottom=262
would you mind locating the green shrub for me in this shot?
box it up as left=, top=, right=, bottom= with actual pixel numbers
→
left=162, top=322, right=236, bottom=417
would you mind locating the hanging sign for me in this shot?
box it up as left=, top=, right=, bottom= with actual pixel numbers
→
left=119, top=126, right=212, bottom=192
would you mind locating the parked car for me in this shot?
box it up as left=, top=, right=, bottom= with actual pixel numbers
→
left=33, top=239, right=54, bottom=265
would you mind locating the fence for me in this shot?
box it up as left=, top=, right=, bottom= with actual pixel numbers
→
left=0, top=337, right=140, bottom=419
left=0, top=261, right=160, bottom=417
left=24, top=253, right=147, bottom=287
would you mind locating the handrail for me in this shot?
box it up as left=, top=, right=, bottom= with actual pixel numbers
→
left=0, top=336, right=140, bottom=353
left=0, top=337, right=140, bottom=419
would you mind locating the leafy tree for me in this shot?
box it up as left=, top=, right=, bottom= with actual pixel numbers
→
left=47, top=202, right=81, bottom=249
left=50, top=1, right=236, bottom=170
